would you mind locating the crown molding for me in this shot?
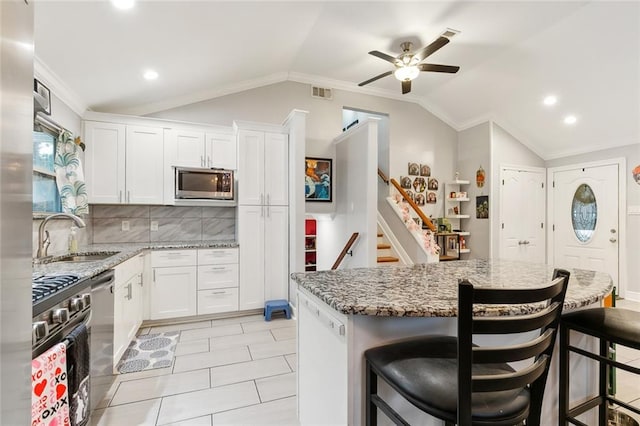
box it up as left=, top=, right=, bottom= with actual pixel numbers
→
left=543, top=139, right=640, bottom=161
left=122, top=72, right=291, bottom=116
left=34, top=56, right=88, bottom=117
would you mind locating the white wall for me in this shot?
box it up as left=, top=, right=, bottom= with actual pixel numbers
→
left=546, top=143, right=640, bottom=299
left=490, top=122, right=545, bottom=259
left=331, top=120, right=378, bottom=268
left=457, top=123, right=491, bottom=259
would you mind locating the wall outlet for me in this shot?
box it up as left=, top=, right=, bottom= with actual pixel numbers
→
left=150, top=221, right=159, bottom=231
left=121, top=220, right=130, bottom=231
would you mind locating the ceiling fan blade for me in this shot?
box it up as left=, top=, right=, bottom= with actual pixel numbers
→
left=414, top=36, right=450, bottom=63
left=368, top=50, right=399, bottom=65
left=418, top=63, right=460, bottom=73
left=358, top=70, right=393, bottom=87
left=401, top=80, right=411, bottom=94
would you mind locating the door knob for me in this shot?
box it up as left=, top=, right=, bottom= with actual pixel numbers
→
left=610, top=238, right=617, bottom=243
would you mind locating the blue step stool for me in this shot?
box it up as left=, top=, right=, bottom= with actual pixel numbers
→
left=264, top=299, right=291, bottom=321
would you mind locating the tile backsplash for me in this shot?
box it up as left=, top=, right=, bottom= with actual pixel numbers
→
left=91, top=205, right=236, bottom=244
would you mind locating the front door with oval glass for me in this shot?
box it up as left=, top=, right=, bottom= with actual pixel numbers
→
left=552, top=164, right=619, bottom=288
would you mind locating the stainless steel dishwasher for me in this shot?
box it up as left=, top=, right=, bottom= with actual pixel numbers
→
left=88, top=269, right=115, bottom=410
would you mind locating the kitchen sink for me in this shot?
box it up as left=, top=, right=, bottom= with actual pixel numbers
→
left=53, top=252, right=120, bottom=263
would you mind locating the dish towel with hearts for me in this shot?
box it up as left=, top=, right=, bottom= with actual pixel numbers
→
left=32, top=342, right=70, bottom=426
left=66, top=324, right=90, bottom=426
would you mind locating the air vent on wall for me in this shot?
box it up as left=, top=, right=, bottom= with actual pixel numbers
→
left=311, top=86, right=333, bottom=100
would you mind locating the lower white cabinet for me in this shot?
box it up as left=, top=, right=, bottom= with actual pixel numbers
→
left=197, top=288, right=239, bottom=314
left=197, top=248, right=239, bottom=314
left=150, top=250, right=197, bottom=320
left=149, top=248, right=238, bottom=320
left=113, top=254, right=144, bottom=364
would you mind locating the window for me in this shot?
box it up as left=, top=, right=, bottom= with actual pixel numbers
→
left=571, top=183, right=597, bottom=243
left=33, top=128, right=61, bottom=212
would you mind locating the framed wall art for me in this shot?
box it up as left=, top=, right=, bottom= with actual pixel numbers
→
left=305, top=157, right=332, bottom=202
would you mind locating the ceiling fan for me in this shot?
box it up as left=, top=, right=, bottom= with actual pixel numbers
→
left=358, top=36, right=460, bottom=94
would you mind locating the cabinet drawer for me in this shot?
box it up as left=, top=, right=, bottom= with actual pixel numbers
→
left=198, top=248, right=238, bottom=265
left=198, top=264, right=238, bottom=290
left=151, top=250, right=197, bottom=267
left=197, top=288, right=238, bottom=315
left=115, top=253, right=144, bottom=284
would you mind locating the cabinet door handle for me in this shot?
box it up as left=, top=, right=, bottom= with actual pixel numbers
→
left=267, top=194, right=270, bottom=205
left=209, top=291, right=226, bottom=295
left=153, top=269, right=156, bottom=282
left=260, top=194, right=264, bottom=205
left=200, top=155, right=204, bottom=167
left=209, top=267, right=227, bottom=271
left=126, top=283, right=132, bottom=300
left=207, top=156, right=211, bottom=168
left=261, top=206, right=264, bottom=217
left=127, top=191, right=131, bottom=203
left=119, top=190, right=122, bottom=203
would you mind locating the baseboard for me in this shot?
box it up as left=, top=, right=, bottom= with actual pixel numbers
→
left=622, top=290, right=640, bottom=302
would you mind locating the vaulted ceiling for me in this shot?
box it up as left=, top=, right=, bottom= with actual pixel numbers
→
left=35, top=1, right=639, bottom=160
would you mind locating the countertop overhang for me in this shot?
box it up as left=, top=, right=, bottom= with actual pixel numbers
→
left=33, top=241, right=238, bottom=279
left=291, top=259, right=613, bottom=317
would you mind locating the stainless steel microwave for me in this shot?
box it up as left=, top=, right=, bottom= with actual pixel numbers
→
left=175, top=167, right=234, bottom=200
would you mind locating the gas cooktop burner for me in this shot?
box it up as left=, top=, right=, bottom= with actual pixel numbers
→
left=32, top=274, right=81, bottom=303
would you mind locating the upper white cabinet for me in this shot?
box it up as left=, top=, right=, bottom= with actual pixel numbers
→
left=237, top=130, right=288, bottom=206
left=84, top=121, right=126, bottom=204
left=206, top=132, right=236, bottom=170
left=126, top=126, right=165, bottom=204
left=84, top=121, right=164, bottom=204
left=167, top=129, right=236, bottom=170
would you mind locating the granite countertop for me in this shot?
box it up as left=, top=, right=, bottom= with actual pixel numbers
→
left=33, top=240, right=238, bottom=279
left=291, top=259, right=613, bottom=317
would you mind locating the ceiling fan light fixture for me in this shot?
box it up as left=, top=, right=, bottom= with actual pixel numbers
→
left=394, top=66, right=419, bottom=82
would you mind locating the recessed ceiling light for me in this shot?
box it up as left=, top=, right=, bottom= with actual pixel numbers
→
left=543, top=95, right=557, bottom=106
left=111, top=0, right=135, bottom=10
left=143, top=70, right=159, bottom=81
left=564, top=115, right=577, bottom=125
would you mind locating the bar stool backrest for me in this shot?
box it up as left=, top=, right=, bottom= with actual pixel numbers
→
left=457, top=268, right=571, bottom=425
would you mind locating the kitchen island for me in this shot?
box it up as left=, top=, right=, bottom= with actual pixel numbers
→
left=291, top=259, right=613, bottom=426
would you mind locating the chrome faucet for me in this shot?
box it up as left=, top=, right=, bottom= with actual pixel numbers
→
left=37, top=213, right=86, bottom=258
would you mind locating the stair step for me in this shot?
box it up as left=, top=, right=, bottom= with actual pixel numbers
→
left=377, top=243, right=391, bottom=250
left=377, top=256, right=399, bottom=263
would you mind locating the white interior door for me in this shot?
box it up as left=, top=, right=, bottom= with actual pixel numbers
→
left=551, top=164, right=619, bottom=286
left=499, top=167, right=545, bottom=262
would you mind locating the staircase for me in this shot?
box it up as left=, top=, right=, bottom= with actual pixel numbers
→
left=377, top=230, right=400, bottom=265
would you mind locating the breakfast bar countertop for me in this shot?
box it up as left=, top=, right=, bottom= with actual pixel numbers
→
left=291, top=259, right=613, bottom=317
left=32, top=240, right=238, bottom=279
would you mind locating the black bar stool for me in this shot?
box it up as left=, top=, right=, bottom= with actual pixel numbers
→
left=559, top=307, right=640, bottom=425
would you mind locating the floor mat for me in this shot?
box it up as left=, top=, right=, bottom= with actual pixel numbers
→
left=116, top=331, right=179, bottom=374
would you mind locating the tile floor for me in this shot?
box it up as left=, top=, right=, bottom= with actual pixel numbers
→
left=91, top=301, right=640, bottom=425
left=90, top=314, right=298, bottom=426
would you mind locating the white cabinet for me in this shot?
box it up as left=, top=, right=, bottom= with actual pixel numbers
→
left=84, top=121, right=164, bottom=204
left=197, top=248, right=239, bottom=314
left=206, top=132, right=236, bottom=170
left=238, top=205, right=289, bottom=310
left=237, top=130, right=288, bottom=206
left=113, top=254, right=144, bottom=365
left=84, top=121, right=126, bottom=204
left=168, top=129, right=236, bottom=170
left=150, top=250, right=197, bottom=320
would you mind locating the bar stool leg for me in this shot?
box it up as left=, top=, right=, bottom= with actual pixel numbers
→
left=366, top=360, right=378, bottom=426
left=599, top=338, right=609, bottom=426
left=559, top=325, right=570, bottom=426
